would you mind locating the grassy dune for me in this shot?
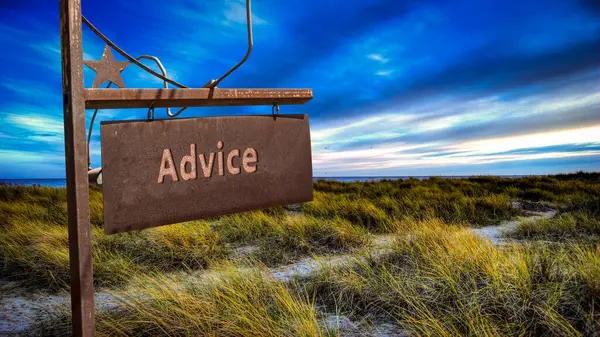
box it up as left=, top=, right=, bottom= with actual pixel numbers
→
left=29, top=221, right=600, bottom=336
left=304, top=220, right=600, bottom=336
left=0, top=186, right=369, bottom=290
left=507, top=211, right=600, bottom=242
left=32, top=266, right=328, bottom=337
left=310, top=179, right=517, bottom=227
left=212, top=211, right=369, bottom=266
left=1, top=172, right=599, bottom=336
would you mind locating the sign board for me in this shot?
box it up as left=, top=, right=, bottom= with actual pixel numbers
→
left=101, top=114, right=313, bottom=234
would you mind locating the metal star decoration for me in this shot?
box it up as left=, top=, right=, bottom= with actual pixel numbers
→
left=84, top=45, right=130, bottom=88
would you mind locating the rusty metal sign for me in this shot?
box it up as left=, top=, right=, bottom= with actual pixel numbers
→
left=61, top=0, right=312, bottom=333
left=101, top=114, right=313, bottom=234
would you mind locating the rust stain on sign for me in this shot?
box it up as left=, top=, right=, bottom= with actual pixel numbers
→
left=100, top=115, right=313, bottom=234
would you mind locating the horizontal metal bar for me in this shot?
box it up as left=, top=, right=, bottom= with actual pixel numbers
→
left=84, top=88, right=313, bottom=109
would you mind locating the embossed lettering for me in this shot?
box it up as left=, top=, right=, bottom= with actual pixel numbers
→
left=243, top=148, right=258, bottom=173
left=158, top=149, right=179, bottom=183
left=227, top=149, right=240, bottom=175
left=199, top=152, right=215, bottom=178
left=180, top=144, right=197, bottom=181
left=159, top=141, right=258, bottom=183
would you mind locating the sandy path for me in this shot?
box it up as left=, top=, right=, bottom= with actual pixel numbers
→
left=470, top=209, right=556, bottom=244
left=320, top=312, right=410, bottom=337
left=0, top=292, right=118, bottom=336
left=271, top=234, right=396, bottom=282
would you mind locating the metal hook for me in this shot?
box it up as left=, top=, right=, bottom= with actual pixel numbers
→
left=136, top=55, right=188, bottom=118
left=272, top=103, right=280, bottom=120
left=147, top=101, right=156, bottom=121
left=203, top=0, right=253, bottom=88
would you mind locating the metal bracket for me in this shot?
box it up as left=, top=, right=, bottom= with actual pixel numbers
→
left=272, top=103, right=280, bottom=120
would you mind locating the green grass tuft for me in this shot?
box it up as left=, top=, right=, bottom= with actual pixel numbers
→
left=213, top=211, right=370, bottom=265
left=506, top=211, right=600, bottom=242
left=303, top=192, right=392, bottom=231
left=30, top=266, right=327, bottom=337
left=0, top=217, right=227, bottom=289
left=303, top=220, right=600, bottom=336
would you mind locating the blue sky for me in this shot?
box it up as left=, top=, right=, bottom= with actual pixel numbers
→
left=0, top=0, right=598, bottom=178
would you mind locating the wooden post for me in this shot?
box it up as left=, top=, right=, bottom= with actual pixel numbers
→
left=59, top=0, right=95, bottom=335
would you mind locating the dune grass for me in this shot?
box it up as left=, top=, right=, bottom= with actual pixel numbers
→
left=312, top=172, right=600, bottom=227
left=311, top=178, right=518, bottom=227
left=3, top=173, right=600, bottom=336
left=2, top=173, right=599, bottom=290
left=0, top=184, right=370, bottom=290
left=303, top=192, right=393, bottom=231
left=302, top=219, right=600, bottom=336
left=213, top=210, right=369, bottom=266
left=28, top=219, right=600, bottom=336
left=0, top=215, right=227, bottom=290
left=506, top=211, right=600, bottom=242
left=30, top=265, right=329, bottom=337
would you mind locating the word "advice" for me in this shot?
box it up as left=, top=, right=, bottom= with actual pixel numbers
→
left=158, top=141, right=258, bottom=183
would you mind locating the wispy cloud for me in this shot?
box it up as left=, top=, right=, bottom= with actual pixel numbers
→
left=375, top=70, right=394, bottom=76
left=368, top=53, right=390, bottom=63
left=0, top=149, right=64, bottom=164
left=0, top=78, right=59, bottom=101
left=222, top=0, right=268, bottom=26
left=455, top=127, right=600, bottom=154
left=4, top=113, right=63, bottom=135
left=309, top=69, right=600, bottom=175
left=314, top=132, right=600, bottom=174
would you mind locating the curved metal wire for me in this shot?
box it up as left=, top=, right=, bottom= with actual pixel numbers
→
left=203, top=0, right=254, bottom=88
left=82, top=0, right=254, bottom=90
left=81, top=16, right=188, bottom=89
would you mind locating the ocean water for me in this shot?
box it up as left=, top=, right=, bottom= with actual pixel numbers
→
left=0, top=179, right=67, bottom=188
left=0, top=176, right=526, bottom=187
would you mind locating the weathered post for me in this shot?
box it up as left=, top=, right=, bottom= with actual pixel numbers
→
left=59, top=0, right=95, bottom=335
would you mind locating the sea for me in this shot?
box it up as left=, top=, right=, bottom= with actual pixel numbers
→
left=0, top=179, right=69, bottom=187
left=0, top=176, right=528, bottom=187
